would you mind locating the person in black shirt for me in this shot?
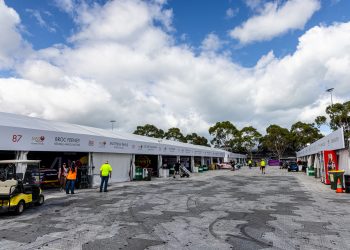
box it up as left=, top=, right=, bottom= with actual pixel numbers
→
left=173, top=161, right=180, bottom=178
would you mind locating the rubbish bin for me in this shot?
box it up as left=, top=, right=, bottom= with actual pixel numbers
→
left=203, top=165, right=208, bottom=171
left=134, top=167, right=143, bottom=181
left=307, top=167, right=315, bottom=176
left=198, top=166, right=203, bottom=172
left=344, top=175, right=350, bottom=193
left=169, top=166, right=174, bottom=176
left=328, top=170, right=345, bottom=190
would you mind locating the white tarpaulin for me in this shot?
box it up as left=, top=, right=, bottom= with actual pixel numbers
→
left=338, top=149, right=350, bottom=174
left=92, top=153, right=131, bottom=186
left=307, top=155, right=313, bottom=168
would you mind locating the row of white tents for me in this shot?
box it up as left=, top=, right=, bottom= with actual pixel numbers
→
left=297, top=127, right=349, bottom=183
left=0, top=112, right=246, bottom=186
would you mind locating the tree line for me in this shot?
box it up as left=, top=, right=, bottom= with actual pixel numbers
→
left=133, top=101, right=350, bottom=159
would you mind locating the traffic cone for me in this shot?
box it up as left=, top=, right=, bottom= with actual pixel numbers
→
left=336, top=178, right=343, bottom=193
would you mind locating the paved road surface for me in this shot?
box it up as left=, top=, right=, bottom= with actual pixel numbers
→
left=1, top=167, right=350, bottom=250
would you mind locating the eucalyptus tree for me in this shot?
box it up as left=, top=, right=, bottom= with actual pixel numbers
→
left=263, top=125, right=291, bottom=160
left=133, top=124, right=164, bottom=138
left=164, top=127, right=187, bottom=142
left=240, top=126, right=262, bottom=159
left=208, top=121, right=240, bottom=151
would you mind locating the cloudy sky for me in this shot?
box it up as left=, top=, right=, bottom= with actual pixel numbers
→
left=1, top=0, right=350, bottom=137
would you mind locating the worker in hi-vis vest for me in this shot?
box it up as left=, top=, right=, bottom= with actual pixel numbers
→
left=66, top=161, right=77, bottom=194
left=260, top=159, right=266, bottom=174
left=248, top=159, right=252, bottom=169
left=100, top=160, right=112, bottom=192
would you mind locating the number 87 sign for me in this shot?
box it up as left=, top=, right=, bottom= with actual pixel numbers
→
left=12, top=134, right=22, bottom=143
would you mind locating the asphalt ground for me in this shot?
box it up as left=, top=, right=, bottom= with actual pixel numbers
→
left=1, top=167, right=350, bottom=250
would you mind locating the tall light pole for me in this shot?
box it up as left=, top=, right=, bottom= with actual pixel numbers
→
left=326, top=88, right=334, bottom=107
left=110, top=120, right=116, bottom=131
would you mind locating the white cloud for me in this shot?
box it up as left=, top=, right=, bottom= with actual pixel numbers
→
left=200, top=33, right=222, bottom=52
left=0, top=0, right=30, bottom=69
left=26, top=9, right=56, bottom=33
left=1, top=0, right=350, bottom=137
left=230, top=0, right=321, bottom=44
left=244, top=0, right=263, bottom=10
left=226, top=8, right=238, bottom=19
left=0, top=77, right=111, bottom=122
left=54, top=0, right=75, bottom=13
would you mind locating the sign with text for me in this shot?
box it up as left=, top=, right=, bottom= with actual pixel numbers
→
left=0, top=125, right=225, bottom=157
left=297, top=128, right=345, bottom=157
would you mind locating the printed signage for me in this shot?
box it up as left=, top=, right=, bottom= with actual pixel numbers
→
left=323, top=150, right=338, bottom=185
left=31, top=136, right=45, bottom=145
left=0, top=125, right=226, bottom=157
left=297, top=128, right=345, bottom=157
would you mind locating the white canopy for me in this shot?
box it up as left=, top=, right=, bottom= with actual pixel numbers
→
left=296, top=128, right=345, bottom=157
left=0, top=112, right=245, bottom=158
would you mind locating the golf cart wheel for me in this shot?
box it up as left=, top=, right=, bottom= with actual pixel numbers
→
left=36, top=195, right=44, bottom=206
left=15, top=201, right=25, bottom=215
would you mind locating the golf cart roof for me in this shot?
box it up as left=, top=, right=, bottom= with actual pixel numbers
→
left=0, top=160, right=41, bottom=164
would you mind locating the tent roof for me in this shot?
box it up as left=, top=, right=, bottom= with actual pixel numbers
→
left=0, top=112, right=246, bottom=157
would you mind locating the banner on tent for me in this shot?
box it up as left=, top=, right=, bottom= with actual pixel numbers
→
left=297, top=128, right=345, bottom=157
left=0, top=126, right=225, bottom=157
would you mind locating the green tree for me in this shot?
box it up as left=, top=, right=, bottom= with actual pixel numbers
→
left=164, top=127, right=186, bottom=142
left=290, top=121, right=323, bottom=151
left=314, top=101, right=350, bottom=140
left=240, top=126, right=262, bottom=159
left=208, top=121, right=239, bottom=151
left=133, top=124, right=164, bottom=138
left=263, top=125, right=291, bottom=160
left=185, top=133, right=209, bottom=146
left=315, top=115, right=327, bottom=128
left=325, top=101, right=350, bottom=132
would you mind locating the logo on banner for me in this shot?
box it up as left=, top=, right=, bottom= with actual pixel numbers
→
left=88, top=140, right=95, bottom=146
left=31, top=136, right=45, bottom=145
left=98, top=141, right=107, bottom=148
left=110, top=141, right=128, bottom=149
left=135, top=156, right=152, bottom=168
left=54, top=137, right=80, bottom=146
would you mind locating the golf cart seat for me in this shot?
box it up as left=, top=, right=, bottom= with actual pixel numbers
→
left=0, top=179, right=18, bottom=196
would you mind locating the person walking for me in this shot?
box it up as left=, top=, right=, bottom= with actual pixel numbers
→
left=100, top=160, right=112, bottom=192
left=260, top=159, right=266, bottom=174
left=173, top=161, right=180, bottom=178
left=248, top=159, right=252, bottom=169
left=58, top=162, right=67, bottom=191
left=66, top=161, right=77, bottom=194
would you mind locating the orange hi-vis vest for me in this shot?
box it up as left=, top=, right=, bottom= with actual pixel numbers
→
left=67, top=167, right=77, bottom=180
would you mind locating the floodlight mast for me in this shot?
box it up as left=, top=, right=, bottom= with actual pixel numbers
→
left=110, top=120, right=116, bottom=131
left=326, top=88, right=334, bottom=106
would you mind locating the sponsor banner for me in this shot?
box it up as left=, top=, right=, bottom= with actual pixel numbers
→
left=0, top=126, right=225, bottom=157
left=323, top=150, right=338, bottom=185
left=297, top=128, right=345, bottom=157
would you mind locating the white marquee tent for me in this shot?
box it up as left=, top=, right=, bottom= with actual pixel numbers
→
left=0, top=112, right=246, bottom=185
